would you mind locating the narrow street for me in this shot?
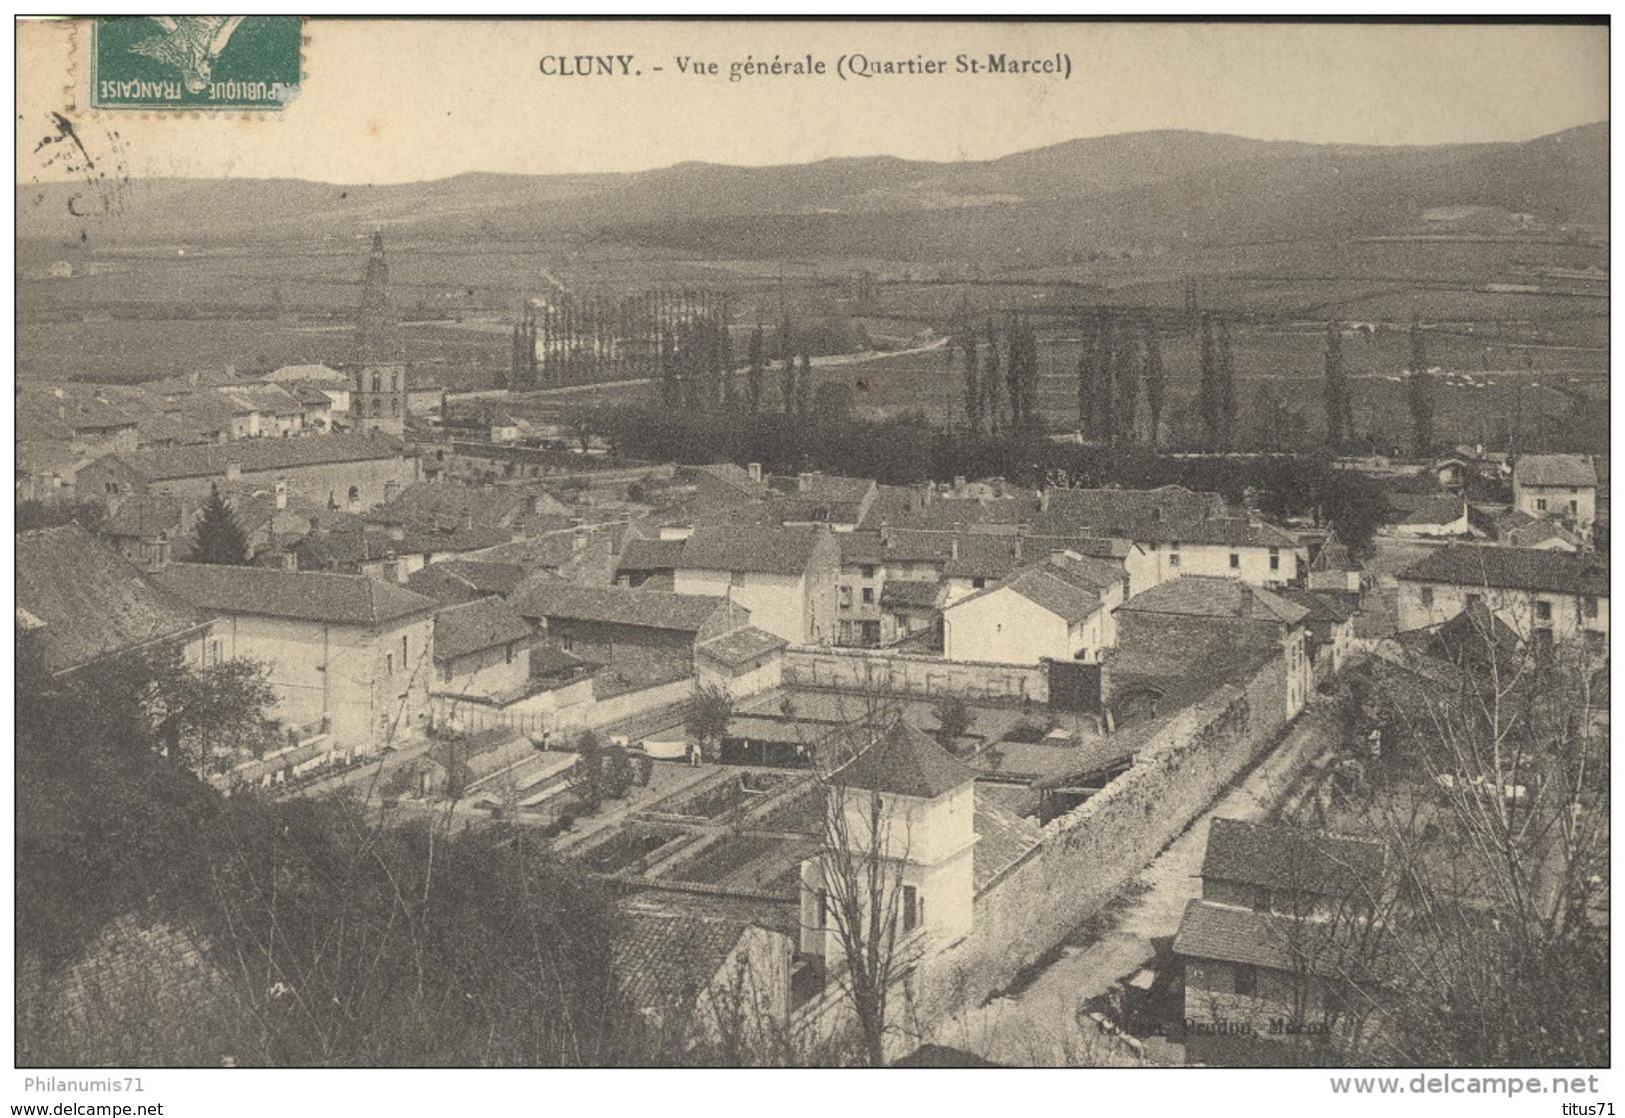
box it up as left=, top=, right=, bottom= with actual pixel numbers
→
left=928, top=710, right=1337, bottom=1066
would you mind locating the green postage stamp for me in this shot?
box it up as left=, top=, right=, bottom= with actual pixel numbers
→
left=90, top=16, right=301, bottom=111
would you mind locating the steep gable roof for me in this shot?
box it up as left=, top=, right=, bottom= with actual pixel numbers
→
left=15, top=525, right=209, bottom=674
left=433, top=596, right=533, bottom=662
left=1397, top=544, right=1608, bottom=598
left=155, top=563, right=436, bottom=626
left=830, top=720, right=974, bottom=800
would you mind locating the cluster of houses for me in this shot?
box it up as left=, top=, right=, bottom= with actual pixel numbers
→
left=17, top=232, right=1610, bottom=1065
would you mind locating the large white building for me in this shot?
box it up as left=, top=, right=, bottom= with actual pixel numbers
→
left=1395, top=544, right=1608, bottom=653
left=155, top=563, right=439, bottom=753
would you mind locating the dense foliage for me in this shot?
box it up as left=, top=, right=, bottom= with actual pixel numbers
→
left=584, top=404, right=1391, bottom=553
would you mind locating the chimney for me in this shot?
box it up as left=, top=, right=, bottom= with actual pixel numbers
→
left=274, top=479, right=288, bottom=510
left=1238, top=584, right=1254, bottom=619
left=797, top=472, right=814, bottom=492
left=747, top=462, right=762, bottom=484
left=1246, top=507, right=1261, bottom=529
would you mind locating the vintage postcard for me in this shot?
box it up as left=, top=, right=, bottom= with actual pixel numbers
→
left=11, top=14, right=1610, bottom=1106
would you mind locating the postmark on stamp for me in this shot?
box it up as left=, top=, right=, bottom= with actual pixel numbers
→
left=89, top=16, right=301, bottom=111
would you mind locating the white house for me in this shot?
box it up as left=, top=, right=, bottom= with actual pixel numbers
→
left=1383, top=493, right=1470, bottom=539
left=1395, top=544, right=1608, bottom=653
left=672, top=524, right=840, bottom=647
left=942, top=550, right=1127, bottom=665
left=1512, top=454, right=1598, bottom=533
left=155, top=563, right=438, bottom=754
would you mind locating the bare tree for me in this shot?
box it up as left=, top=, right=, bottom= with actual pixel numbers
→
left=1298, top=614, right=1608, bottom=1066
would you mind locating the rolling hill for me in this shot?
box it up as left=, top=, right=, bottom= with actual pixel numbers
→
left=16, top=123, right=1607, bottom=261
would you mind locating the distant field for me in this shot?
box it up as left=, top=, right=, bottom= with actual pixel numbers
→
left=816, top=323, right=1608, bottom=455
left=17, top=226, right=1607, bottom=458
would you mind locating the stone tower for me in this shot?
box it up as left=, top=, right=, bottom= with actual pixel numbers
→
left=352, top=231, right=406, bottom=435
left=800, top=720, right=978, bottom=963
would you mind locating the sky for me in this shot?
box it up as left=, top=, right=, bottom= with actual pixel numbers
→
left=16, top=19, right=1610, bottom=184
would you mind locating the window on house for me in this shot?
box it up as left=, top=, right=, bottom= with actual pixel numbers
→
left=390, top=371, right=399, bottom=392
left=1168, top=553, right=1180, bottom=568
left=902, top=885, right=919, bottom=933
left=861, top=565, right=876, bottom=580
left=1420, top=587, right=1434, bottom=608
left=1569, top=500, right=1579, bottom=515
left=1536, top=497, right=1548, bottom=512
left=971, top=577, right=987, bottom=589
left=1535, top=600, right=1552, bottom=622
left=730, top=571, right=746, bottom=588
left=439, top=663, right=452, bottom=684
left=1584, top=596, right=1599, bottom=619
left=1465, top=593, right=1483, bottom=610
left=385, top=653, right=394, bottom=676
left=372, top=372, right=381, bottom=393
left=840, top=586, right=853, bottom=610
left=1229, top=553, right=1240, bottom=570
left=391, top=398, right=400, bottom=416
left=348, top=485, right=360, bottom=503
left=505, top=643, right=514, bottom=664
left=561, top=633, right=574, bottom=652
left=812, top=889, right=827, bottom=929
left=401, top=634, right=409, bottom=668
left=1233, top=964, right=1258, bottom=997
left=1268, top=547, right=1280, bottom=571
left=371, top=397, right=381, bottom=417
left=862, top=587, right=874, bottom=605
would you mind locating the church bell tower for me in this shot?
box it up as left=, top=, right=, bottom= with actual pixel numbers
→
left=353, top=231, right=407, bottom=436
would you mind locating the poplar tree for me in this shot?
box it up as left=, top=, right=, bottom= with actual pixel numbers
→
left=1199, top=314, right=1221, bottom=450
left=1143, top=319, right=1165, bottom=449
left=746, top=325, right=765, bottom=413
left=1408, top=321, right=1435, bottom=456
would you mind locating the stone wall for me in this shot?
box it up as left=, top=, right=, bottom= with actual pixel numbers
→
left=783, top=646, right=1048, bottom=704
left=911, top=645, right=1292, bottom=1026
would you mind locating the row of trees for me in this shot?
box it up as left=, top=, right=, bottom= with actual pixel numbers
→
left=945, top=305, right=1042, bottom=438
left=1075, top=311, right=1167, bottom=447
left=584, top=403, right=1392, bottom=553
left=510, top=288, right=734, bottom=389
